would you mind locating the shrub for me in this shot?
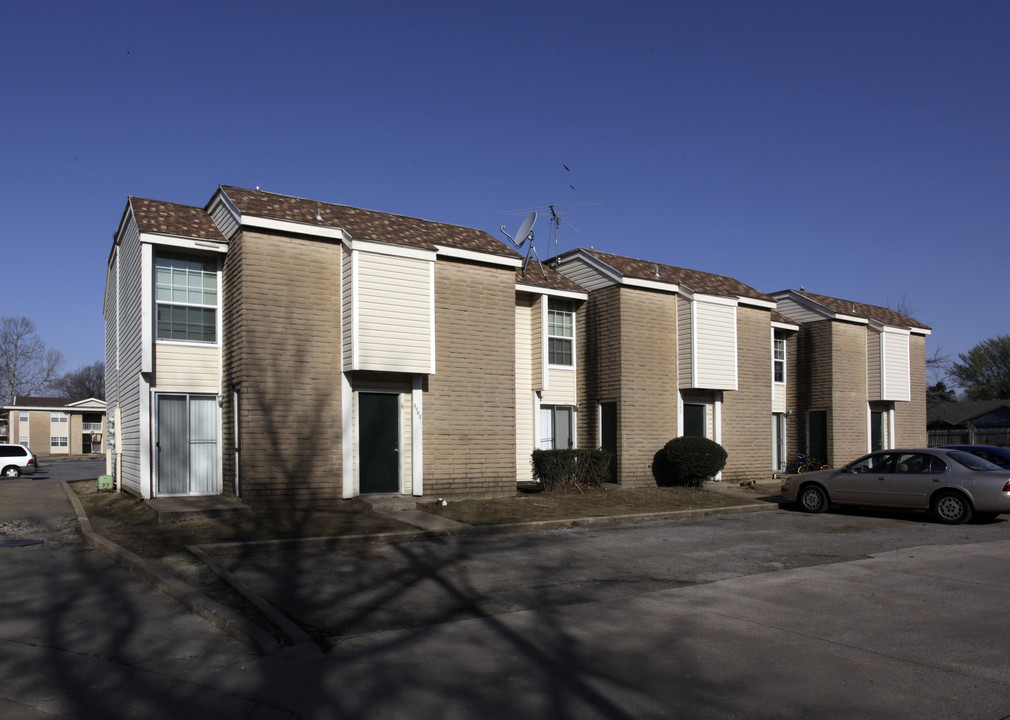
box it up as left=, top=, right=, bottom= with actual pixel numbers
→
left=661, top=437, right=727, bottom=488
left=530, top=449, right=612, bottom=492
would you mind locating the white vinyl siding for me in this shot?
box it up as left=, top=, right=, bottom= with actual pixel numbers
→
left=352, top=251, right=433, bottom=373
left=880, top=328, right=911, bottom=402
left=681, top=297, right=738, bottom=390
left=542, top=368, right=577, bottom=405
left=154, top=344, right=221, bottom=392
left=115, top=214, right=145, bottom=496
left=554, top=256, right=617, bottom=291
left=207, top=197, right=240, bottom=239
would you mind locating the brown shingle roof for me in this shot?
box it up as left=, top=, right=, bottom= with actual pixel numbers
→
left=579, top=249, right=774, bottom=303
left=8, top=397, right=84, bottom=408
left=130, top=197, right=227, bottom=242
left=791, top=291, right=930, bottom=330
left=220, top=186, right=519, bottom=259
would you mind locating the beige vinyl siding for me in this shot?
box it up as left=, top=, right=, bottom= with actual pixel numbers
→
left=353, top=250, right=433, bottom=373
left=867, top=329, right=882, bottom=399
left=772, top=383, right=787, bottom=413
left=542, top=368, right=577, bottom=405
left=515, top=296, right=535, bottom=480
left=531, top=295, right=544, bottom=390
left=154, top=344, right=220, bottom=392
left=677, top=295, right=692, bottom=385
left=341, top=245, right=353, bottom=371
left=881, top=328, right=911, bottom=401
left=685, top=298, right=738, bottom=390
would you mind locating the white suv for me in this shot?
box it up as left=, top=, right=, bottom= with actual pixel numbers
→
left=0, top=444, right=39, bottom=477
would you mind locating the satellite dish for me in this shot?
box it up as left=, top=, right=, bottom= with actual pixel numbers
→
left=501, top=211, right=536, bottom=248
left=500, top=210, right=546, bottom=279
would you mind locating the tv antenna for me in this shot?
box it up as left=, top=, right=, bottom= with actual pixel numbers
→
left=501, top=210, right=546, bottom=278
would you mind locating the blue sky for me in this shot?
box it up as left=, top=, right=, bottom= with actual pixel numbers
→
left=2, top=1, right=1007, bottom=386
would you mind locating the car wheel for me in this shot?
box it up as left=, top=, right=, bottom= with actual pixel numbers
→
left=2, top=466, right=21, bottom=478
left=798, top=484, right=829, bottom=514
left=933, top=491, right=972, bottom=525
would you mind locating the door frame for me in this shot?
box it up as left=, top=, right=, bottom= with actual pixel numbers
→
left=154, top=392, right=222, bottom=497
left=356, top=390, right=402, bottom=494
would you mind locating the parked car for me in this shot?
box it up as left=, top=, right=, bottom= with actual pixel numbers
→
left=0, top=444, right=39, bottom=477
left=942, top=444, right=1010, bottom=469
left=780, top=448, right=1010, bottom=524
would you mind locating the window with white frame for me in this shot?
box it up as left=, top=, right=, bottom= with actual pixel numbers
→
left=50, top=413, right=68, bottom=423
left=50, top=436, right=68, bottom=447
left=773, top=331, right=786, bottom=384
left=547, top=299, right=575, bottom=366
left=155, top=252, right=218, bottom=342
left=19, top=412, right=28, bottom=422
left=539, top=405, right=574, bottom=450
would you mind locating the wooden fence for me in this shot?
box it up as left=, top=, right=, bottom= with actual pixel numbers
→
left=928, top=426, right=1010, bottom=447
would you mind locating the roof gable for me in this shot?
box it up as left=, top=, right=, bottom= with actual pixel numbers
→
left=129, top=197, right=228, bottom=242
left=566, top=248, right=774, bottom=303
left=774, top=290, right=930, bottom=331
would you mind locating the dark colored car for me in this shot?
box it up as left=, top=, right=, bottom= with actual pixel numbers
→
left=942, top=445, right=1010, bottom=469
left=780, top=448, right=1010, bottom=524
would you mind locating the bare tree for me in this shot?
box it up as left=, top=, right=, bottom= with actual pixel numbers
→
left=0, top=316, right=64, bottom=405
left=52, top=361, right=105, bottom=400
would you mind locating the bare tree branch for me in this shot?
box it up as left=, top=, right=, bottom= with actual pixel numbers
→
left=0, top=316, right=65, bottom=405
left=52, top=361, right=105, bottom=399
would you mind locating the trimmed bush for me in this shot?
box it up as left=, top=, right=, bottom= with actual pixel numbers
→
left=661, top=437, right=727, bottom=488
left=530, top=449, right=612, bottom=492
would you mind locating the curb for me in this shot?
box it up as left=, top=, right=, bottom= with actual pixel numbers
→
left=61, top=482, right=298, bottom=657
left=64, top=481, right=777, bottom=656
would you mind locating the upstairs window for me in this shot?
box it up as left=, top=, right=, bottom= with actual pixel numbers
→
left=547, top=299, right=575, bottom=366
left=156, top=252, right=218, bottom=342
left=773, top=331, right=786, bottom=384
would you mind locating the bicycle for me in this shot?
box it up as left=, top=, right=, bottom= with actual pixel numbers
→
left=786, top=453, right=832, bottom=474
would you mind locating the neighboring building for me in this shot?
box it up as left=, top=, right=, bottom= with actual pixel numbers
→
left=927, top=400, right=1010, bottom=447
left=104, top=186, right=931, bottom=503
left=770, top=290, right=930, bottom=468
left=552, top=248, right=796, bottom=484
left=2, top=398, right=107, bottom=457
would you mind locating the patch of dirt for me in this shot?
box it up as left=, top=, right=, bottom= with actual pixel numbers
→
left=70, top=480, right=418, bottom=609
left=421, top=484, right=764, bottom=525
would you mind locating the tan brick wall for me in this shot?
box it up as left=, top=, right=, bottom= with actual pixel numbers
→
left=614, top=288, right=679, bottom=486
left=222, top=230, right=343, bottom=505
left=577, top=285, right=621, bottom=453
left=423, top=259, right=516, bottom=498
left=894, top=333, right=927, bottom=446
left=721, top=307, right=772, bottom=480
left=829, top=322, right=869, bottom=464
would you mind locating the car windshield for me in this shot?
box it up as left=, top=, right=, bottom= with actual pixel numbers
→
left=948, top=451, right=1002, bottom=471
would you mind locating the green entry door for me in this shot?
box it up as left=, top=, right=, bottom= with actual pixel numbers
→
left=359, top=393, right=400, bottom=493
